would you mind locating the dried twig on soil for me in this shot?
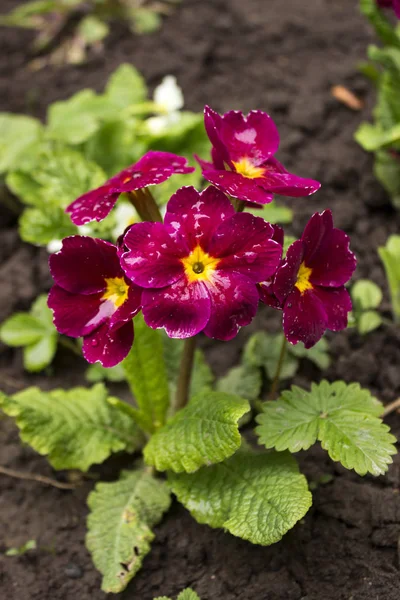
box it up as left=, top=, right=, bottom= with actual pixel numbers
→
left=382, top=397, right=400, bottom=417
left=0, top=465, right=78, bottom=490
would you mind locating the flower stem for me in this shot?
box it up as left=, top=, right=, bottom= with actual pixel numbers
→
left=268, top=334, right=287, bottom=399
left=128, top=188, right=163, bottom=223
left=382, top=397, right=400, bottom=417
left=174, top=336, right=197, bottom=412
left=59, top=336, right=82, bottom=357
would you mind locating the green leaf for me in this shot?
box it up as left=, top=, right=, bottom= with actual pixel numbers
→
left=256, top=380, right=397, bottom=476
left=162, top=334, right=214, bottom=400
left=357, top=310, right=383, bottom=334
left=122, top=314, right=170, bottom=433
left=351, top=279, right=383, bottom=311
left=77, top=15, right=109, bottom=44
left=144, top=391, right=249, bottom=473
left=248, top=201, right=293, bottom=224
left=378, top=234, right=400, bottom=320
left=289, top=337, right=331, bottom=371
left=105, top=64, right=147, bottom=109
left=47, top=90, right=102, bottom=144
left=375, top=151, right=400, bottom=210
left=153, top=590, right=200, bottom=600
left=85, top=362, right=125, bottom=383
left=86, top=468, right=171, bottom=593
left=0, top=314, right=48, bottom=346
left=19, top=205, right=77, bottom=245
left=360, top=0, right=400, bottom=47
left=130, top=8, right=162, bottom=34
left=355, top=122, right=400, bottom=151
left=23, top=334, right=57, bottom=372
left=5, top=539, right=37, bottom=557
left=0, top=113, right=43, bottom=173
left=216, top=364, right=262, bottom=403
left=0, top=384, right=143, bottom=471
left=169, top=449, right=312, bottom=545
left=244, top=332, right=299, bottom=381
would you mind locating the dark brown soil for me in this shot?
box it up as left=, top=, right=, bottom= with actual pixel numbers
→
left=1, top=0, right=400, bottom=598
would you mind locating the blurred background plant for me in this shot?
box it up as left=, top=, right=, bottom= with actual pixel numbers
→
left=0, top=0, right=182, bottom=68
left=356, top=0, right=400, bottom=208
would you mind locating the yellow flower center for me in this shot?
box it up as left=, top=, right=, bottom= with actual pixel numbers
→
left=102, top=277, right=129, bottom=308
left=232, top=157, right=265, bottom=179
left=295, top=262, right=313, bottom=294
left=181, top=245, right=220, bottom=284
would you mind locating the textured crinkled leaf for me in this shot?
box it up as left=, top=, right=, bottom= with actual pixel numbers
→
left=256, top=380, right=396, bottom=476
left=105, top=63, right=147, bottom=109
left=216, top=364, right=262, bottom=403
left=0, top=113, right=43, bottom=173
left=144, top=391, right=249, bottom=473
left=122, top=314, right=170, bottom=433
left=19, top=205, right=77, bottom=245
left=86, top=468, right=171, bottom=593
left=47, top=90, right=103, bottom=144
left=355, top=122, right=400, bottom=151
left=0, top=384, right=143, bottom=471
left=169, top=449, right=312, bottom=545
left=153, top=589, right=200, bottom=600
left=0, top=314, right=48, bottom=347
left=162, top=334, right=214, bottom=400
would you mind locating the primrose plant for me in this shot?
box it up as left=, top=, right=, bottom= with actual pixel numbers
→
left=1, top=106, right=397, bottom=595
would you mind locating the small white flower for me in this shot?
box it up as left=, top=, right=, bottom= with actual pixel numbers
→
left=146, top=75, right=184, bottom=135
left=47, top=239, right=63, bottom=254
left=77, top=225, right=92, bottom=235
left=112, top=201, right=139, bottom=239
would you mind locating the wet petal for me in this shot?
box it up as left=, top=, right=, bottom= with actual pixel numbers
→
left=203, top=169, right=274, bottom=204
left=164, top=186, right=235, bottom=250
left=66, top=184, right=120, bottom=225
left=48, top=286, right=112, bottom=337
left=312, top=286, right=352, bottom=331
left=82, top=321, right=134, bottom=367
left=219, top=110, right=280, bottom=165
left=260, top=172, right=321, bottom=197
left=210, top=212, right=282, bottom=282
left=204, top=105, right=231, bottom=165
left=109, top=283, right=142, bottom=331
left=302, top=211, right=357, bottom=287
left=258, top=281, right=282, bottom=309
left=203, top=271, right=259, bottom=340
left=282, top=287, right=328, bottom=349
left=121, top=222, right=186, bottom=288
left=273, top=240, right=304, bottom=304
left=133, top=150, right=195, bottom=174
left=142, top=278, right=211, bottom=338
left=49, top=236, right=121, bottom=295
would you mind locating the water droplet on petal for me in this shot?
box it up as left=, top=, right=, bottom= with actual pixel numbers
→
left=91, top=339, right=98, bottom=347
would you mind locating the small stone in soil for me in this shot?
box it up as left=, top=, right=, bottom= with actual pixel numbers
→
left=64, top=563, right=83, bottom=579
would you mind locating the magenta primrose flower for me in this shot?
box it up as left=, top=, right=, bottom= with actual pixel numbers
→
left=259, top=210, right=356, bottom=348
left=120, top=186, right=282, bottom=340
left=197, top=106, right=321, bottom=205
left=66, top=151, right=195, bottom=226
left=48, top=236, right=142, bottom=367
left=377, top=0, right=400, bottom=18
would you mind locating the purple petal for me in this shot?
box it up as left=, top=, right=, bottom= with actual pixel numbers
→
left=121, top=222, right=186, bottom=288
left=142, top=278, right=211, bottom=338
left=48, top=286, right=112, bottom=337
left=203, top=169, right=274, bottom=205
left=66, top=184, right=120, bottom=225
left=258, top=281, right=282, bottom=309
left=82, top=321, right=134, bottom=367
left=204, top=106, right=231, bottom=166
left=271, top=224, right=284, bottom=247
left=164, top=186, right=235, bottom=251
left=395, top=0, right=400, bottom=18
left=282, top=287, right=328, bottom=349
left=133, top=150, right=195, bottom=174
left=209, top=212, right=282, bottom=282
left=219, top=110, right=280, bottom=165
left=260, top=172, right=321, bottom=197
left=49, top=236, right=121, bottom=295
left=109, top=283, right=142, bottom=331
left=203, top=272, right=259, bottom=340
left=312, top=286, right=352, bottom=331
left=273, top=240, right=304, bottom=304
left=302, top=211, right=357, bottom=287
